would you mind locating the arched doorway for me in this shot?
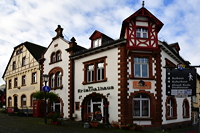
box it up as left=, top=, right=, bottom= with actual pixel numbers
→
left=13, top=95, right=18, bottom=108
left=81, top=93, right=109, bottom=124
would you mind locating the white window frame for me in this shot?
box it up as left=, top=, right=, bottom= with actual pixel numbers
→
left=133, top=95, right=150, bottom=117
left=87, top=65, right=94, bottom=82
left=97, top=62, right=104, bottom=81
left=136, top=28, right=148, bottom=38
left=167, top=99, right=173, bottom=117
left=22, top=57, right=26, bottom=66
left=134, top=57, right=148, bottom=78
left=32, top=72, right=37, bottom=83
left=22, top=95, right=26, bottom=106
left=22, top=75, right=26, bottom=85
left=93, top=38, right=102, bottom=48
left=56, top=72, right=61, bottom=87
left=51, top=74, right=55, bottom=88
left=57, top=52, right=61, bottom=61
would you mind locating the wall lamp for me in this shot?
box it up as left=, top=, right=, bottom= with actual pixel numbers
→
left=107, top=93, right=110, bottom=97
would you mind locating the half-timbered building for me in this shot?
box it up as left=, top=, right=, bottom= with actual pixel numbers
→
left=2, top=42, right=46, bottom=113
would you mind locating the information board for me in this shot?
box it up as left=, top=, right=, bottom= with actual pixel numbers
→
left=166, top=68, right=196, bottom=96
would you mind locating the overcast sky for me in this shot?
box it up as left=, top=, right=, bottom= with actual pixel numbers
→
left=1, top=0, right=200, bottom=85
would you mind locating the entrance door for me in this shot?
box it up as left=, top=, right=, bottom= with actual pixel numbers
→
left=14, top=96, right=18, bottom=108
left=87, top=97, right=103, bottom=123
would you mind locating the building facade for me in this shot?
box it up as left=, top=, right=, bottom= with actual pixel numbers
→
left=67, top=6, right=192, bottom=130
left=2, top=42, right=46, bottom=112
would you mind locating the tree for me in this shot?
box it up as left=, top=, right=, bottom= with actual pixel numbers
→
left=33, top=91, right=59, bottom=102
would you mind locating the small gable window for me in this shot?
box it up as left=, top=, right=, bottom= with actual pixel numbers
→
left=136, top=28, right=148, bottom=38
left=50, top=50, right=62, bottom=64
left=22, top=57, right=26, bottom=66
left=93, top=38, right=102, bottom=48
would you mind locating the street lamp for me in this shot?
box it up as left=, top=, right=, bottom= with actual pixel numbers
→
left=42, top=74, right=49, bottom=124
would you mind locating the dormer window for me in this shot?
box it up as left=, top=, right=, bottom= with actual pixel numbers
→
left=93, top=38, right=102, bottom=48
left=136, top=28, right=148, bottom=38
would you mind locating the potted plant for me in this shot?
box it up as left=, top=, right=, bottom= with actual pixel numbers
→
left=135, top=124, right=143, bottom=131
left=119, top=125, right=129, bottom=130
left=47, top=112, right=60, bottom=125
left=128, top=123, right=137, bottom=130
left=90, top=120, right=99, bottom=127
left=111, top=121, right=119, bottom=129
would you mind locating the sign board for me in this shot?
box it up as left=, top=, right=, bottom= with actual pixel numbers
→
left=166, top=68, right=196, bottom=96
left=42, top=86, right=51, bottom=92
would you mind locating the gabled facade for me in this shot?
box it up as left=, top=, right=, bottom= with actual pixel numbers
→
left=66, top=5, right=192, bottom=130
left=2, top=42, right=46, bottom=112
left=42, top=25, right=85, bottom=118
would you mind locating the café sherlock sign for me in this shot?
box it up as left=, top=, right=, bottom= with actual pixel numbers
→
left=166, top=68, right=196, bottom=96
left=78, top=86, right=114, bottom=93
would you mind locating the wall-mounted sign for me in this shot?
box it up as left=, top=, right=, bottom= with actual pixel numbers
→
left=166, top=68, right=196, bottom=96
left=133, top=80, right=151, bottom=89
left=78, top=86, right=114, bottom=93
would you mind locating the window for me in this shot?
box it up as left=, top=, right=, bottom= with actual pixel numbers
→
left=133, top=94, right=149, bottom=117
left=22, top=75, right=26, bottom=86
left=167, top=99, right=173, bottom=117
left=56, top=51, right=61, bottom=61
left=93, top=38, right=102, bottom=48
left=21, top=95, right=26, bottom=107
left=51, top=53, right=56, bottom=63
left=136, top=28, right=148, bottom=38
left=75, top=102, right=80, bottom=111
left=13, top=61, right=16, bottom=70
left=32, top=72, right=37, bottom=83
left=83, top=56, right=107, bottom=84
left=51, top=101, right=62, bottom=114
left=97, top=62, right=104, bottom=81
left=8, top=97, right=12, bottom=107
left=22, top=57, right=26, bottom=66
left=183, top=99, right=189, bottom=118
left=56, top=72, right=62, bottom=87
left=8, top=79, right=12, bottom=89
left=87, top=65, right=94, bottom=82
left=134, top=57, right=148, bottom=78
left=192, top=96, right=197, bottom=103
left=14, top=78, right=18, bottom=88
left=31, top=94, right=36, bottom=107
left=50, top=74, right=55, bottom=88
left=50, top=51, right=62, bottom=64
left=16, top=48, right=22, bottom=55
left=166, top=97, right=177, bottom=119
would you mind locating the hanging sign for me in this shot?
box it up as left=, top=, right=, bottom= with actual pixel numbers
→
left=166, top=68, right=196, bottom=96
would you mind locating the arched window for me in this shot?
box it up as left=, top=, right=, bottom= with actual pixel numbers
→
left=21, top=95, right=26, bottom=107
left=183, top=99, right=189, bottom=118
left=56, top=51, right=61, bottom=61
left=166, top=97, right=177, bottom=119
left=56, top=72, right=62, bottom=87
left=50, top=74, right=55, bottom=88
left=8, top=97, right=12, bottom=107
left=30, top=94, right=36, bottom=107
left=133, top=94, right=149, bottom=117
left=51, top=53, right=56, bottom=63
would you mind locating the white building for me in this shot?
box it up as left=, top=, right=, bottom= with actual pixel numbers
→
left=42, top=5, right=193, bottom=130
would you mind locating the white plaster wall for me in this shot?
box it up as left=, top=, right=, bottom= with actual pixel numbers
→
left=74, top=48, right=120, bottom=122
left=160, top=49, right=191, bottom=124
left=43, top=38, right=70, bottom=118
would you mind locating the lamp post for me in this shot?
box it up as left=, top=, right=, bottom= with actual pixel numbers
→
left=42, top=74, right=49, bottom=124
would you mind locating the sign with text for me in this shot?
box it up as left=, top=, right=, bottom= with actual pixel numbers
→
left=133, top=81, right=151, bottom=89
left=166, top=68, right=196, bottom=96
